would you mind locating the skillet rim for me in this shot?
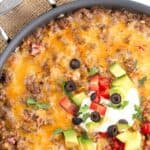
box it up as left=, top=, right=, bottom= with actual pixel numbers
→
left=0, top=0, right=150, bottom=69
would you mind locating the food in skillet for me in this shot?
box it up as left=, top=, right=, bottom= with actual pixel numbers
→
left=0, top=7, right=150, bottom=150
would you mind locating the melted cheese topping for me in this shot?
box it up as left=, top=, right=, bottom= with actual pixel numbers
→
left=1, top=8, right=150, bottom=149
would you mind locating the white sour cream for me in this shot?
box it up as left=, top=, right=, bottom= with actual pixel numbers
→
left=80, top=88, right=140, bottom=133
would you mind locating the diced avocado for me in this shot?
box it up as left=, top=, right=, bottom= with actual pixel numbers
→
left=112, top=75, right=134, bottom=90
left=117, top=131, right=142, bottom=150
left=78, top=136, right=96, bottom=150
left=109, top=62, right=126, bottom=77
left=63, top=129, right=78, bottom=148
left=117, top=123, right=130, bottom=132
left=86, top=122, right=100, bottom=133
left=72, top=92, right=87, bottom=106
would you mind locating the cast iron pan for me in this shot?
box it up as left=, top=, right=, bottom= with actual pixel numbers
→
left=0, top=0, right=150, bottom=70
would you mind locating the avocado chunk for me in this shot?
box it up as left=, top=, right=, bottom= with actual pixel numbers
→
left=86, top=122, right=101, bottom=133
left=117, top=123, right=130, bottom=132
left=117, top=131, right=142, bottom=150
left=72, top=92, right=87, bottom=106
left=112, top=75, right=134, bottom=90
left=63, top=129, right=78, bottom=148
left=109, top=62, right=126, bottom=77
left=78, top=136, right=96, bottom=150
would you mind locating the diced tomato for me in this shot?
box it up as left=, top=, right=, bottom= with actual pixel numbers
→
left=99, top=76, right=110, bottom=91
left=59, top=97, right=78, bottom=115
left=112, top=138, right=125, bottom=150
left=90, top=102, right=106, bottom=116
left=93, top=94, right=101, bottom=103
left=141, top=122, right=150, bottom=134
left=89, top=74, right=100, bottom=91
left=100, top=89, right=110, bottom=99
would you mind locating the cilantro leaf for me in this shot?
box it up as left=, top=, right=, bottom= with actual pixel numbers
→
left=26, top=98, right=50, bottom=110
left=138, top=76, right=147, bottom=86
left=132, top=105, right=143, bottom=121
left=88, top=67, right=99, bottom=76
left=82, top=113, right=90, bottom=122
left=36, top=103, right=50, bottom=110
left=53, top=128, right=63, bottom=135
left=79, top=105, right=89, bottom=114
left=27, top=98, right=37, bottom=105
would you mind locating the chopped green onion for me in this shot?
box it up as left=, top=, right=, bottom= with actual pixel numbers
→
left=88, top=67, right=99, bottom=76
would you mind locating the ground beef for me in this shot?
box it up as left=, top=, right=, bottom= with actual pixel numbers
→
left=25, top=75, right=43, bottom=95
left=142, top=98, right=150, bottom=122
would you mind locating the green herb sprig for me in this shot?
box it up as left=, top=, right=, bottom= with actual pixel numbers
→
left=27, top=98, right=50, bottom=110
left=132, top=105, right=143, bottom=121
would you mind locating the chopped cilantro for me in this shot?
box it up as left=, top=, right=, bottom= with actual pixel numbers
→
left=132, top=105, right=143, bottom=121
left=138, top=76, right=147, bottom=86
left=82, top=113, right=90, bottom=122
left=53, top=128, right=63, bottom=135
left=78, top=104, right=89, bottom=114
left=88, top=67, right=99, bottom=76
left=26, top=98, right=50, bottom=110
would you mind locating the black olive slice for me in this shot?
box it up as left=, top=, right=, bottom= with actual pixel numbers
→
left=107, top=125, right=118, bottom=137
left=110, top=93, right=121, bottom=104
left=70, top=58, right=81, bottom=69
left=72, top=117, right=82, bottom=125
left=64, top=80, right=76, bottom=92
left=90, top=111, right=101, bottom=122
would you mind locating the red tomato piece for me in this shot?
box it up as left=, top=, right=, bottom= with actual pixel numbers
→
left=141, top=122, right=150, bottom=134
left=100, top=89, right=110, bottom=99
left=99, top=76, right=110, bottom=91
left=112, top=138, right=125, bottom=150
left=59, top=97, right=78, bottom=115
left=89, top=74, right=100, bottom=91
left=90, top=102, right=106, bottom=116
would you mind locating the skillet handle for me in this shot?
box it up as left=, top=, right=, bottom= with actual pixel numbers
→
left=0, top=27, right=11, bottom=44
left=48, top=0, right=57, bottom=8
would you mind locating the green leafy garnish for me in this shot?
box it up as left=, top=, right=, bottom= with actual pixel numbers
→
left=132, top=105, right=143, bottom=121
left=78, top=104, right=89, bottom=114
left=36, top=103, right=50, bottom=110
left=138, top=76, right=147, bottom=86
left=53, top=128, right=63, bottom=135
left=88, top=67, right=99, bottom=76
left=82, top=113, right=90, bottom=122
left=26, top=98, right=50, bottom=110
left=27, top=98, right=37, bottom=105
